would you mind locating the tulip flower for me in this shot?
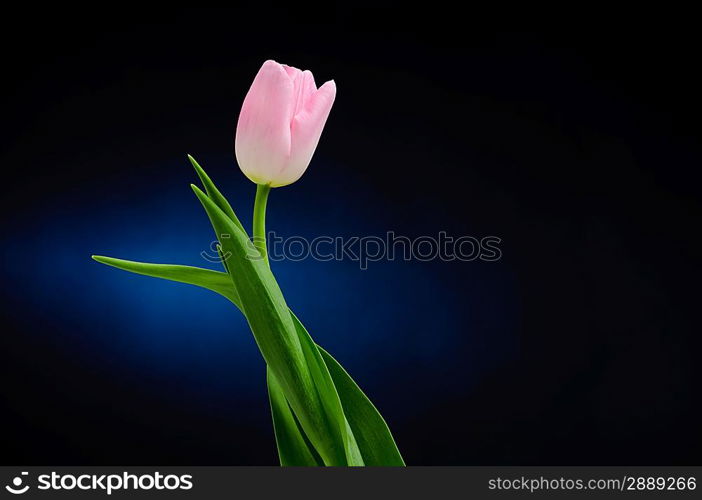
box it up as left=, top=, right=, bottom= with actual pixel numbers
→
left=235, top=60, right=337, bottom=188
left=92, top=60, right=404, bottom=466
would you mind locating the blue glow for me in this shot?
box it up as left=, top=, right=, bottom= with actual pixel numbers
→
left=1, top=154, right=519, bottom=417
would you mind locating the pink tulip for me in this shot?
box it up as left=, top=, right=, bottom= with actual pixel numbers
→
left=235, top=60, right=337, bottom=187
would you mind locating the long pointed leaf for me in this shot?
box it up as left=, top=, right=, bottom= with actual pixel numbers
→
left=91, top=256, right=241, bottom=306
left=318, top=346, right=405, bottom=466
left=188, top=155, right=245, bottom=233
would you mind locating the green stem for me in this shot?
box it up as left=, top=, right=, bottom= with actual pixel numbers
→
left=253, top=183, right=271, bottom=266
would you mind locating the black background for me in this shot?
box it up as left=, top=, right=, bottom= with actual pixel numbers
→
left=1, top=7, right=700, bottom=465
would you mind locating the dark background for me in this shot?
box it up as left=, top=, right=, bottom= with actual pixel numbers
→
left=1, top=7, right=700, bottom=465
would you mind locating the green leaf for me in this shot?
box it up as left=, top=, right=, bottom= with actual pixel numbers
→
left=267, top=366, right=324, bottom=466
left=318, top=346, right=405, bottom=466
left=91, top=255, right=241, bottom=306
left=191, top=184, right=352, bottom=466
left=188, top=154, right=246, bottom=234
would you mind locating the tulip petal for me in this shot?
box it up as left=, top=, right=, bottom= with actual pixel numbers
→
left=235, top=60, right=294, bottom=184
left=274, top=80, right=337, bottom=187
left=300, top=71, right=317, bottom=104
left=283, top=65, right=317, bottom=117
